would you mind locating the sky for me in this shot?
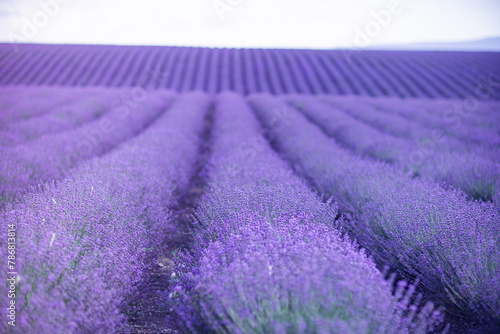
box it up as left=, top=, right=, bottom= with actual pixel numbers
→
left=0, top=0, right=499, bottom=49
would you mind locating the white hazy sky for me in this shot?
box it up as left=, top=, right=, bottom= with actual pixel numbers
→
left=0, top=0, right=499, bottom=49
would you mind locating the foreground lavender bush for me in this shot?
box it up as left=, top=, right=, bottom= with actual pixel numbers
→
left=0, top=91, right=210, bottom=333
left=0, top=88, right=172, bottom=205
left=180, top=215, right=445, bottom=334
left=249, top=93, right=500, bottom=330
left=171, top=92, right=443, bottom=333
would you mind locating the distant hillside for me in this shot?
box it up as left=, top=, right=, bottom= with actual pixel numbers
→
left=369, top=37, right=500, bottom=52
left=0, top=43, right=499, bottom=99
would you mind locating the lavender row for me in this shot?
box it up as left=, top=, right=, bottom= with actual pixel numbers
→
left=170, top=92, right=443, bottom=333
left=286, top=95, right=499, bottom=202
left=1, top=44, right=498, bottom=99
left=0, top=91, right=210, bottom=333
left=320, top=96, right=461, bottom=146
left=0, top=89, right=121, bottom=146
left=248, top=93, right=500, bottom=330
left=396, top=98, right=500, bottom=129
left=0, top=86, right=96, bottom=127
left=364, top=97, right=500, bottom=201
left=286, top=95, right=408, bottom=164
left=0, top=88, right=172, bottom=205
left=320, top=96, right=498, bottom=155
left=367, top=97, right=500, bottom=149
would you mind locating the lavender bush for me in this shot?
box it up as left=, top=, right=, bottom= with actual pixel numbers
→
left=170, top=92, right=444, bottom=333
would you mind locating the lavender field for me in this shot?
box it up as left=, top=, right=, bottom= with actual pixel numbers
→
left=0, top=45, right=499, bottom=334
